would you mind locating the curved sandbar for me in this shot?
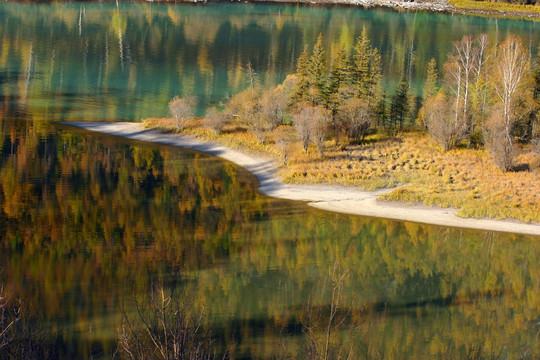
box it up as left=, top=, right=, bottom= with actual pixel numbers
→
left=60, top=121, right=540, bottom=236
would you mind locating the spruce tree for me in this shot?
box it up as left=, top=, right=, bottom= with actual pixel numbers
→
left=352, top=27, right=382, bottom=105
left=310, top=34, right=326, bottom=89
left=327, top=48, right=350, bottom=109
left=375, top=95, right=388, bottom=129
left=292, top=46, right=310, bottom=103
left=307, top=33, right=326, bottom=105
left=390, top=79, right=410, bottom=129
left=353, top=27, right=372, bottom=100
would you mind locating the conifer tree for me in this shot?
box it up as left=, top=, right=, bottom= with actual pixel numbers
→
left=327, top=48, right=351, bottom=110
left=353, top=27, right=372, bottom=100
left=310, top=33, right=326, bottom=92
left=327, top=48, right=350, bottom=98
left=305, top=33, right=326, bottom=106
left=375, top=95, right=388, bottom=129
left=352, top=27, right=382, bottom=105
left=325, top=48, right=352, bottom=141
left=292, top=46, right=310, bottom=103
left=390, top=79, right=410, bottom=129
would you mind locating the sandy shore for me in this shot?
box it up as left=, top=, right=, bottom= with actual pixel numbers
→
left=60, top=121, right=540, bottom=236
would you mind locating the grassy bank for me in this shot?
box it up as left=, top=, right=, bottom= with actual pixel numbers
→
left=449, top=0, right=540, bottom=16
left=144, top=118, right=540, bottom=223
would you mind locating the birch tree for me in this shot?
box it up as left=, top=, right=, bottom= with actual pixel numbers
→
left=488, top=35, right=529, bottom=171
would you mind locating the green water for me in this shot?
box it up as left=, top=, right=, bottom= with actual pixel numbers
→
left=0, top=2, right=539, bottom=359
left=1, top=2, right=538, bottom=120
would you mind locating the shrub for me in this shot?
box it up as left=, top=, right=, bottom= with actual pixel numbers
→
left=169, top=96, right=198, bottom=132
left=337, top=98, right=375, bottom=144
left=424, top=90, right=467, bottom=151
left=484, top=109, right=516, bottom=171
left=204, top=107, right=230, bottom=134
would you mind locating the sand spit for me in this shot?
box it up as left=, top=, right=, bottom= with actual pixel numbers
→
left=60, top=122, right=540, bottom=236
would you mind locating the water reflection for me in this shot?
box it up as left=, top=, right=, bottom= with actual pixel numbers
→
left=0, top=119, right=538, bottom=358
left=0, top=2, right=539, bottom=121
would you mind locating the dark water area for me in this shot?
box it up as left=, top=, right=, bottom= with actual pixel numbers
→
left=0, top=119, right=539, bottom=358
left=0, top=1, right=539, bottom=358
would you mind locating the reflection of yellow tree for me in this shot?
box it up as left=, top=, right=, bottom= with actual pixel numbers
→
left=0, top=121, right=536, bottom=357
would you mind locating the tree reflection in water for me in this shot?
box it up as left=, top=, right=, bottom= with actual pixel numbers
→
left=0, top=120, right=537, bottom=358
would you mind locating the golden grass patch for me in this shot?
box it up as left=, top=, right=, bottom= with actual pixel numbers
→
left=449, top=0, right=540, bottom=16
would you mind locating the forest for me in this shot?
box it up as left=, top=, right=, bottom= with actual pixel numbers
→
left=179, top=29, right=539, bottom=172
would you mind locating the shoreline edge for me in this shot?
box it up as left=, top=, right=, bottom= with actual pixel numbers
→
left=59, top=121, right=540, bottom=237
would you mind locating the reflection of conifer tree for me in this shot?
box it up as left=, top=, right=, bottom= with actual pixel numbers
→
left=423, top=58, right=439, bottom=101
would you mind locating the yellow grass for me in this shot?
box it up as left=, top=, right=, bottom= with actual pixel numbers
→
left=449, top=0, right=540, bottom=16
left=144, top=118, right=540, bottom=223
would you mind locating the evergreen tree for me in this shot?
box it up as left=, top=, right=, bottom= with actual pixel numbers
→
left=327, top=48, right=350, bottom=97
left=352, top=27, right=382, bottom=105
left=375, top=95, right=388, bottom=129
left=306, top=33, right=326, bottom=106
left=390, top=79, right=410, bottom=129
left=422, top=58, right=438, bottom=101
left=327, top=48, right=351, bottom=110
left=292, top=46, right=310, bottom=103
left=353, top=27, right=372, bottom=100
left=310, top=33, right=326, bottom=92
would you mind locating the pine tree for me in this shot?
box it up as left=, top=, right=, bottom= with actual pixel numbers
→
left=423, top=58, right=438, bottom=101
left=310, top=33, right=326, bottom=90
left=375, top=95, right=388, bottom=129
left=292, top=46, right=310, bottom=103
left=353, top=27, right=372, bottom=100
left=327, top=48, right=351, bottom=110
left=352, top=27, right=382, bottom=105
left=306, top=33, right=326, bottom=105
left=390, top=79, right=410, bottom=129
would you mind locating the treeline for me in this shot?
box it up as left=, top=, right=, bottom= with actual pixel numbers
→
left=169, top=29, right=540, bottom=171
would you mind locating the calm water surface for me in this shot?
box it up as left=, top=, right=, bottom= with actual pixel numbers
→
left=0, top=1, right=539, bottom=359
left=0, top=1, right=539, bottom=119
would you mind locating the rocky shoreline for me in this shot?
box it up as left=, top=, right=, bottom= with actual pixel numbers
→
left=182, top=0, right=540, bottom=19
left=254, top=0, right=454, bottom=12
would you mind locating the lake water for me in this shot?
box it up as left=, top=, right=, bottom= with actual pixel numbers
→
left=1, top=1, right=539, bottom=120
left=0, top=2, right=539, bottom=359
